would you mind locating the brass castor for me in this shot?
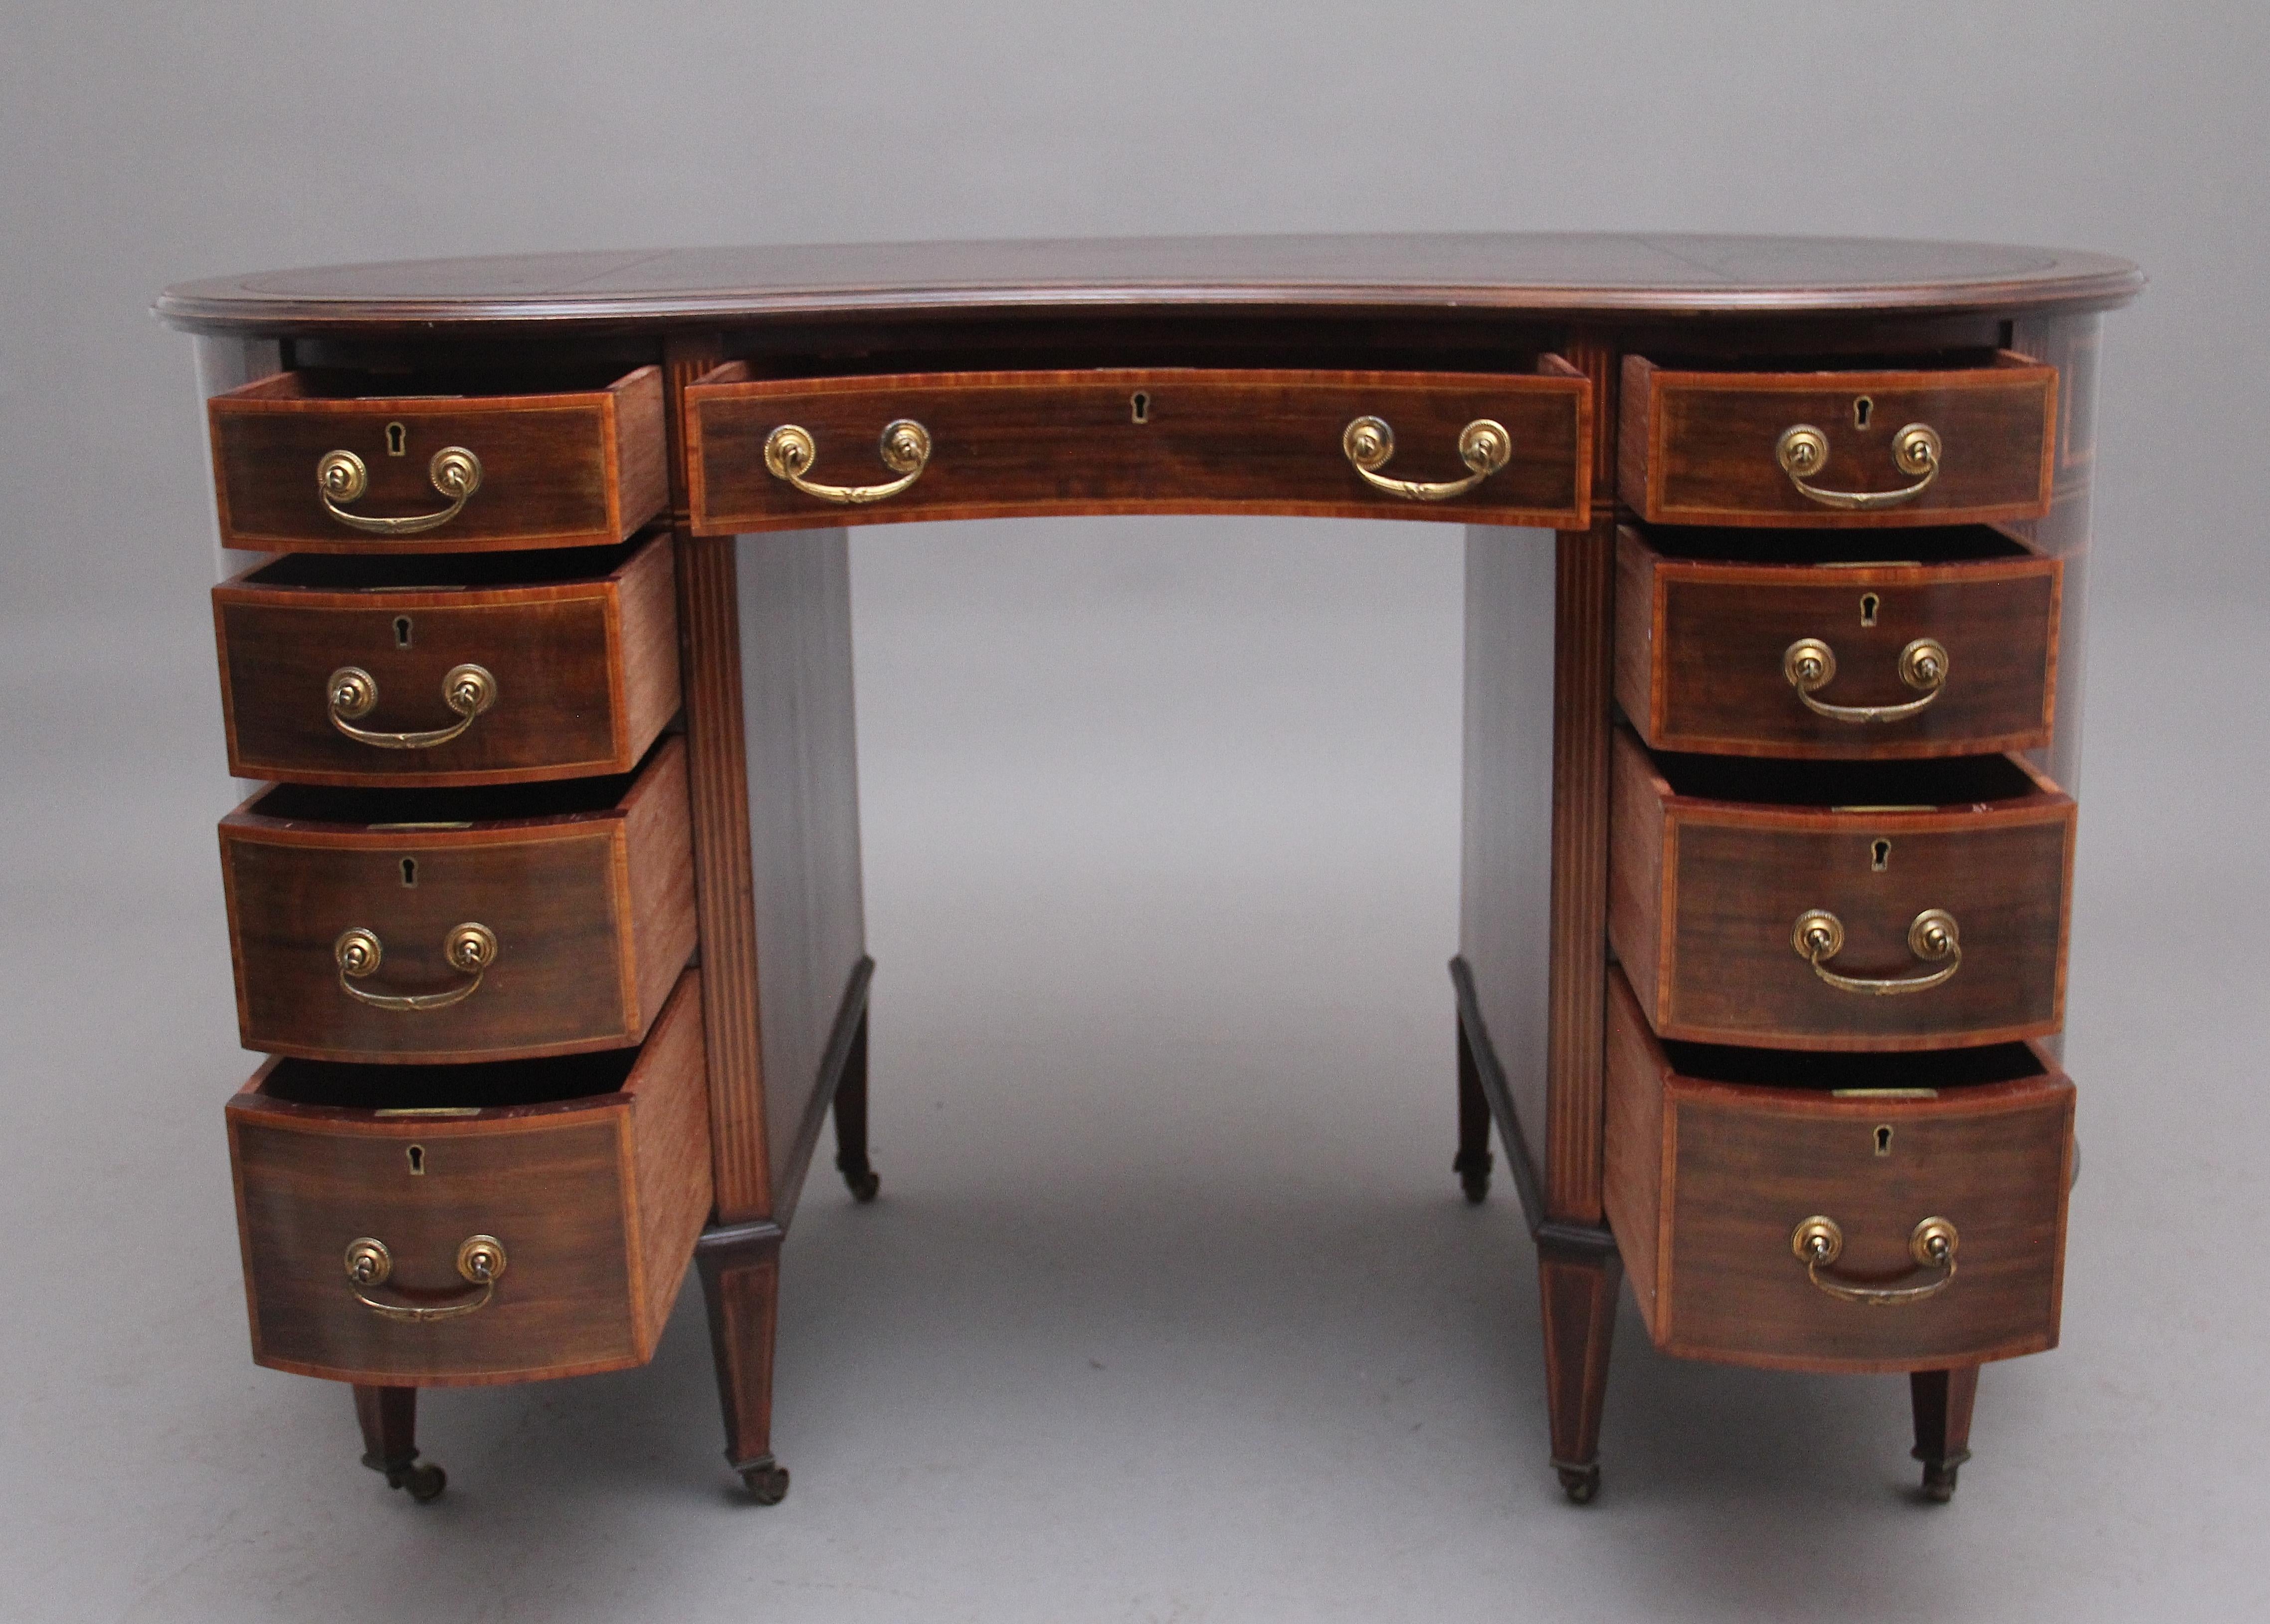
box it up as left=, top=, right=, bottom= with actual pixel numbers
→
left=845, top=1168, right=881, bottom=1203
left=1454, top=1148, right=1492, bottom=1205
left=741, top=1459, right=790, bottom=1505
left=1917, top=1455, right=1966, bottom=1503
left=1555, top=1462, right=1600, bottom=1505
left=378, top=1459, right=447, bottom=1503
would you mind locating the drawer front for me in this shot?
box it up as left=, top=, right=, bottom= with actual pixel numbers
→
left=227, top=969, right=711, bottom=1385
left=1615, top=529, right=2061, bottom=757
left=219, top=739, right=695, bottom=1063
left=1618, top=355, right=2056, bottom=528
left=213, top=538, right=680, bottom=786
left=686, top=365, right=1592, bottom=533
left=1605, top=973, right=2072, bottom=1372
left=1610, top=734, right=2074, bottom=1049
left=208, top=367, right=667, bottom=552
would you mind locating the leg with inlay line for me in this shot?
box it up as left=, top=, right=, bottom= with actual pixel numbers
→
left=353, top=1383, right=444, bottom=1503
left=697, top=1221, right=790, bottom=1504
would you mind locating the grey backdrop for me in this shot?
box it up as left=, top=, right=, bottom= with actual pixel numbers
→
left=4, top=4, right=2266, bottom=1621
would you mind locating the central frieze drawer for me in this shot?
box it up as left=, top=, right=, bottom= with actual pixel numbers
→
left=685, top=364, right=1592, bottom=533
left=226, top=968, right=711, bottom=1386
left=213, top=538, right=681, bottom=787
left=219, top=737, right=696, bottom=1064
left=1609, top=732, right=2073, bottom=1050
left=1603, top=969, right=2073, bottom=1373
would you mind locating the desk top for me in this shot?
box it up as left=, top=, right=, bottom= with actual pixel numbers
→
left=155, top=234, right=2142, bottom=335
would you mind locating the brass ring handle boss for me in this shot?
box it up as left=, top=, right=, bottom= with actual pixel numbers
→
left=762, top=419, right=932, bottom=505
left=344, top=1234, right=508, bottom=1322
left=1775, top=421, right=1941, bottom=510
left=327, top=663, right=498, bottom=749
left=1790, top=1215, right=1958, bottom=1305
left=1792, top=908, right=1961, bottom=995
left=334, top=922, right=499, bottom=1011
left=1342, top=415, right=1513, bottom=501
left=316, top=446, right=483, bottom=535
left=1782, top=637, right=1948, bottom=723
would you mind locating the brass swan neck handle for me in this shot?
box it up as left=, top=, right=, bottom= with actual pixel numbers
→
left=328, top=664, right=498, bottom=749
left=317, top=447, right=483, bottom=535
left=1791, top=1215, right=1958, bottom=1305
left=1783, top=637, right=1947, bottom=723
left=1342, top=415, right=1513, bottom=501
left=1793, top=908, right=1961, bottom=995
left=344, top=1235, right=507, bottom=1322
left=763, top=419, right=931, bottom=505
left=1775, top=422, right=1941, bottom=510
left=334, top=923, right=498, bottom=1011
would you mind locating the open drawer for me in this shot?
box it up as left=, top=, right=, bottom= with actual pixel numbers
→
left=1618, top=352, right=2056, bottom=528
left=1604, top=968, right=2073, bottom=1373
left=207, top=364, right=667, bottom=552
left=685, top=363, right=1592, bottom=532
left=219, top=737, right=696, bottom=1063
left=226, top=968, right=712, bottom=1386
left=213, top=538, right=681, bottom=787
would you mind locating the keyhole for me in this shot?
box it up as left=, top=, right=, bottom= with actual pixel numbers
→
left=1874, top=1125, right=1893, bottom=1157
left=1130, top=391, right=1150, bottom=424
left=385, top=422, right=407, bottom=456
left=1860, top=592, right=1881, bottom=628
left=1854, top=396, right=1874, bottom=429
left=407, top=1144, right=426, bottom=1175
left=393, top=615, right=413, bottom=648
left=400, top=857, right=418, bottom=888
left=1872, top=838, right=1892, bottom=873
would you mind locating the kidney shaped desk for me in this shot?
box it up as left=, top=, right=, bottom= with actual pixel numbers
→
left=156, top=234, right=2140, bottom=1507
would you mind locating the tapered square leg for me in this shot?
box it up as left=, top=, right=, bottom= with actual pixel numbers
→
left=353, top=1384, right=445, bottom=1502
left=1910, top=1364, right=1980, bottom=1502
left=1537, top=1238, right=1620, bottom=1503
left=832, top=1009, right=879, bottom=1202
left=697, top=1220, right=790, bottom=1503
left=1454, top=1016, right=1495, bottom=1204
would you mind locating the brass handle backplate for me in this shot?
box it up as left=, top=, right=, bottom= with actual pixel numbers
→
left=327, top=664, right=498, bottom=748
left=763, top=419, right=931, bottom=505
left=1791, top=1215, right=1958, bottom=1305
left=344, top=1234, right=507, bottom=1322
left=317, top=446, right=483, bottom=535
left=1793, top=908, right=1961, bottom=995
left=1782, top=637, right=1948, bottom=722
left=335, top=922, right=498, bottom=1011
left=1775, top=422, right=1941, bottom=510
left=1342, top=416, right=1513, bottom=501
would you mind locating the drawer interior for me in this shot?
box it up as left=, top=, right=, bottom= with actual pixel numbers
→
left=253, top=1048, right=640, bottom=1113
left=240, top=541, right=649, bottom=592
left=247, top=755, right=648, bottom=825
left=1653, top=1034, right=2047, bottom=1095
left=1636, top=525, right=2035, bottom=567
left=227, top=363, right=648, bottom=403
left=1630, top=348, right=2003, bottom=374
left=1645, top=747, right=2049, bottom=809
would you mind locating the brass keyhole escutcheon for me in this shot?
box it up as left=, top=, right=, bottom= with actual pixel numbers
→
left=1854, top=396, right=1874, bottom=429
left=385, top=421, right=407, bottom=456
left=1860, top=592, right=1880, bottom=627
left=407, top=1143, right=426, bottom=1175
left=393, top=615, right=413, bottom=649
left=1875, top=1125, right=1894, bottom=1157
left=1131, top=390, right=1150, bottom=423
left=1872, top=839, right=1891, bottom=873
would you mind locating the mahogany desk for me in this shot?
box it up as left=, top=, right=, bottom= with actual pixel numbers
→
left=156, top=235, right=2140, bottom=1506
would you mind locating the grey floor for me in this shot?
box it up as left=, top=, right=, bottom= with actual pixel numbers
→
left=4, top=518, right=2266, bottom=1623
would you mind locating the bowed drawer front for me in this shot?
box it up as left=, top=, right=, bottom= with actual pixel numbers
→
left=1603, top=970, right=2073, bottom=1372
left=207, top=366, right=667, bottom=552
left=1618, top=353, right=2056, bottom=527
left=684, top=364, right=1592, bottom=532
left=218, top=737, right=696, bottom=1064
left=1608, top=732, right=2074, bottom=1050
left=213, top=538, right=681, bottom=787
left=225, top=969, right=711, bottom=1386
left=1615, top=526, right=2061, bottom=758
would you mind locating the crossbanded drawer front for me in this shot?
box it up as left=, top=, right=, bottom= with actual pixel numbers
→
left=213, top=538, right=680, bottom=787
left=207, top=365, right=667, bottom=552
left=1615, top=526, right=2060, bottom=758
left=1618, top=353, right=2056, bottom=528
left=218, top=737, right=695, bottom=1064
left=225, top=969, right=710, bottom=1386
left=685, top=363, right=1592, bottom=533
left=1603, top=970, right=2072, bottom=1372
left=1608, top=732, right=2073, bottom=1049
